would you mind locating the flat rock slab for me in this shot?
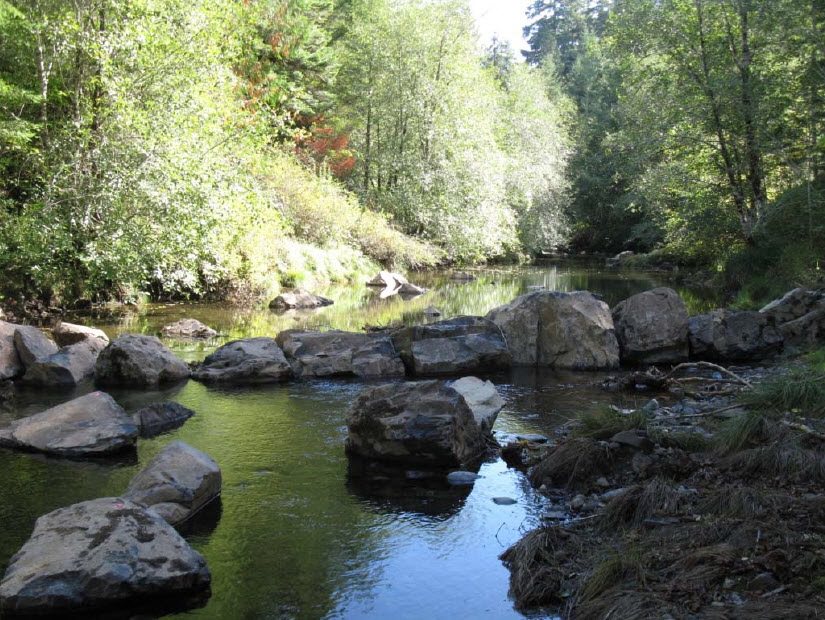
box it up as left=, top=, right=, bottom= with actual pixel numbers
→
left=346, top=379, right=500, bottom=467
left=391, top=316, right=510, bottom=376
left=161, top=319, right=217, bottom=340
left=0, top=497, right=210, bottom=616
left=124, top=441, right=221, bottom=526
left=52, top=321, right=110, bottom=347
left=0, top=391, right=137, bottom=457
left=96, top=335, right=190, bottom=387
left=133, top=402, right=195, bottom=438
left=13, top=325, right=58, bottom=368
left=22, top=339, right=106, bottom=387
left=192, top=338, right=293, bottom=384
left=276, top=330, right=405, bottom=379
left=269, top=289, right=333, bottom=310
left=486, top=291, right=619, bottom=370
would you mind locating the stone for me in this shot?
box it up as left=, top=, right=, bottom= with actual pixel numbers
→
left=688, top=310, right=783, bottom=361
left=449, top=376, right=505, bottom=434
left=161, top=319, right=218, bottom=339
left=612, top=287, right=689, bottom=364
left=22, top=339, right=106, bottom=387
left=52, top=321, right=109, bottom=347
left=367, top=271, right=408, bottom=288
left=0, top=391, right=137, bottom=457
left=451, top=271, right=475, bottom=281
left=0, top=321, right=23, bottom=380
left=515, top=433, right=549, bottom=443
left=192, top=338, right=293, bottom=384
left=0, top=498, right=210, bottom=615
left=606, top=250, right=634, bottom=268
left=346, top=379, right=495, bottom=467
left=642, top=399, right=660, bottom=413
left=780, top=305, right=825, bottom=349
left=493, top=497, right=517, bottom=505
left=486, top=291, right=620, bottom=370
left=96, top=335, right=190, bottom=387
left=124, top=441, right=221, bottom=526
left=132, top=402, right=195, bottom=438
left=398, top=282, right=426, bottom=296
left=631, top=452, right=654, bottom=477
left=423, top=306, right=442, bottom=317
left=13, top=325, right=58, bottom=368
left=760, top=288, right=825, bottom=325
left=611, top=430, right=654, bottom=451
left=276, top=330, right=404, bottom=379
left=391, top=316, right=510, bottom=376
left=268, top=289, right=334, bottom=311
left=446, top=471, right=481, bottom=485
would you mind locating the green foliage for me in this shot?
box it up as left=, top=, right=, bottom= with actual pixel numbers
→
left=740, top=367, right=825, bottom=418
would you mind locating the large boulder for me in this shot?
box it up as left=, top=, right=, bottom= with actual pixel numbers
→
left=276, top=330, right=405, bottom=379
left=0, top=321, right=23, bottom=380
left=0, top=391, right=137, bottom=457
left=486, top=291, right=620, bottom=370
left=191, top=337, right=293, bottom=384
left=22, top=339, right=107, bottom=387
left=611, top=287, right=689, bottom=364
left=161, top=319, right=217, bottom=340
left=269, top=288, right=333, bottom=310
left=760, top=288, right=825, bottom=325
left=13, top=325, right=58, bottom=368
left=0, top=498, right=210, bottom=615
left=688, top=309, right=783, bottom=361
left=450, top=376, right=505, bottom=434
left=780, top=305, right=825, bottom=349
left=96, top=335, right=190, bottom=387
left=345, top=378, right=504, bottom=467
left=132, top=402, right=195, bottom=438
left=391, top=316, right=510, bottom=376
left=52, top=321, right=109, bottom=348
left=124, top=441, right=221, bottom=526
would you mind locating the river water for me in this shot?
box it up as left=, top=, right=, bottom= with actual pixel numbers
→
left=0, top=261, right=716, bottom=619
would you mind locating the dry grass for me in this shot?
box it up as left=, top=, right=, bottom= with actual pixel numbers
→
left=700, top=485, right=774, bottom=518
left=725, top=440, right=825, bottom=482
left=575, top=406, right=648, bottom=440
left=600, top=478, right=690, bottom=530
left=529, top=438, right=612, bottom=490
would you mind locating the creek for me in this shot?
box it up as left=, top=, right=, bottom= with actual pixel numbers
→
left=0, top=261, right=717, bottom=619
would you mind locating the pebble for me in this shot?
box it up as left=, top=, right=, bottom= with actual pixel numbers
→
left=493, top=497, right=517, bottom=506
left=595, top=477, right=610, bottom=488
left=446, top=471, right=481, bottom=486
left=570, top=494, right=586, bottom=510
left=642, top=399, right=659, bottom=413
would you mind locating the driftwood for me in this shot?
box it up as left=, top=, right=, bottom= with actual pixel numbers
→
left=604, top=362, right=753, bottom=395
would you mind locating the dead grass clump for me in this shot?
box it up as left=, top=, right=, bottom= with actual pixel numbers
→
left=600, top=478, right=690, bottom=530
left=725, top=440, right=825, bottom=482
left=575, top=407, right=648, bottom=440
left=578, top=548, right=646, bottom=603
left=700, top=485, right=774, bottom=518
left=529, top=438, right=612, bottom=490
left=664, top=543, right=737, bottom=593
left=573, top=588, right=670, bottom=620
left=499, top=526, right=583, bottom=610
left=651, top=429, right=711, bottom=452
left=715, top=410, right=772, bottom=453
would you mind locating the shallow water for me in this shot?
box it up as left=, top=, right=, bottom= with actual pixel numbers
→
left=0, top=262, right=713, bottom=619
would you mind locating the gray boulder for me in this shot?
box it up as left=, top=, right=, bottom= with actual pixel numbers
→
left=52, top=321, right=109, bottom=347
left=391, top=316, right=510, bottom=376
left=612, top=287, right=689, bottom=364
left=367, top=271, right=408, bottom=288
left=96, top=335, right=190, bottom=387
left=22, top=339, right=107, bottom=387
left=760, top=288, right=825, bottom=325
left=780, top=305, right=825, bottom=349
left=192, top=337, right=293, bottom=384
left=13, top=325, right=58, bottom=368
left=161, top=318, right=217, bottom=340
left=450, top=376, right=505, bottom=433
left=0, top=321, right=23, bottom=380
left=688, top=309, right=783, bottom=361
left=133, top=402, right=195, bottom=438
left=269, top=288, right=334, bottom=310
left=276, top=330, right=405, bottom=379
left=0, top=391, right=137, bottom=457
left=124, top=441, right=221, bottom=526
left=399, top=282, right=426, bottom=296
left=606, top=250, right=634, bottom=268
left=346, top=378, right=503, bottom=467
left=0, top=498, right=210, bottom=615
left=486, top=291, right=620, bottom=370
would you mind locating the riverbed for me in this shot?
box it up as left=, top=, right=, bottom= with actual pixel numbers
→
left=0, top=262, right=716, bottom=619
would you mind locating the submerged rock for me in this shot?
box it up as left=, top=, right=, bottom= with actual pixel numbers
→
left=0, top=321, right=23, bottom=380
left=612, top=288, right=689, bottom=364
left=124, top=441, right=221, bottom=526
left=192, top=338, right=293, bottom=384
left=132, top=402, right=196, bottom=438
left=346, top=378, right=504, bottom=467
left=13, top=325, right=58, bottom=368
left=391, top=316, right=510, bottom=376
left=0, top=497, right=210, bottom=615
left=52, top=321, right=109, bottom=348
left=276, top=330, right=404, bottom=379
left=161, top=319, right=218, bottom=340
left=446, top=471, right=481, bottom=486
left=268, top=289, right=334, bottom=311
left=96, top=335, right=190, bottom=387
left=399, top=282, right=426, bottom=296
left=486, top=291, right=620, bottom=370
left=22, top=339, right=107, bottom=387
left=688, top=310, right=783, bottom=361
left=0, top=391, right=137, bottom=457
